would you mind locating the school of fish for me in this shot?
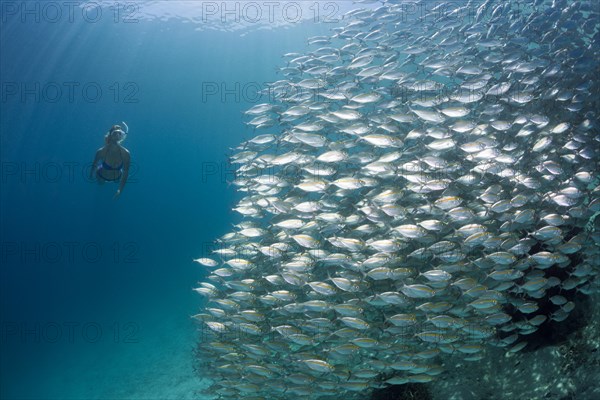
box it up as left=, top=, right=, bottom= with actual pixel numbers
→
left=193, top=0, right=600, bottom=398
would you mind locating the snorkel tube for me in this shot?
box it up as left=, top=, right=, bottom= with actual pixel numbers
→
left=115, top=121, right=128, bottom=143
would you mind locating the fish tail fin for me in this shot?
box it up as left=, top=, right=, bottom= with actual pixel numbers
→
left=326, top=270, right=333, bottom=283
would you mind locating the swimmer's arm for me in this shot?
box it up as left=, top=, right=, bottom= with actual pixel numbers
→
left=117, top=149, right=131, bottom=194
left=90, top=148, right=102, bottom=179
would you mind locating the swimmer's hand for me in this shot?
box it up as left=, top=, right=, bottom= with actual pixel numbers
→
left=114, top=189, right=121, bottom=199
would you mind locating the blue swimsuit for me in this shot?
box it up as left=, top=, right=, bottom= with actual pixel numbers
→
left=97, top=150, right=124, bottom=182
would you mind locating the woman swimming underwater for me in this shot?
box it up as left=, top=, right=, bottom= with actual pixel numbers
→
left=91, top=122, right=131, bottom=199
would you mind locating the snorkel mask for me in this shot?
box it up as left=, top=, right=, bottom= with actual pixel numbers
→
left=106, top=124, right=127, bottom=144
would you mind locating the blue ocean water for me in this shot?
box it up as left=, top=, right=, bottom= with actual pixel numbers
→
left=0, top=3, right=338, bottom=398
left=4, top=2, right=598, bottom=400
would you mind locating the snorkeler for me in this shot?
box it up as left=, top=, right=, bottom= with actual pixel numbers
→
left=90, top=122, right=131, bottom=199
